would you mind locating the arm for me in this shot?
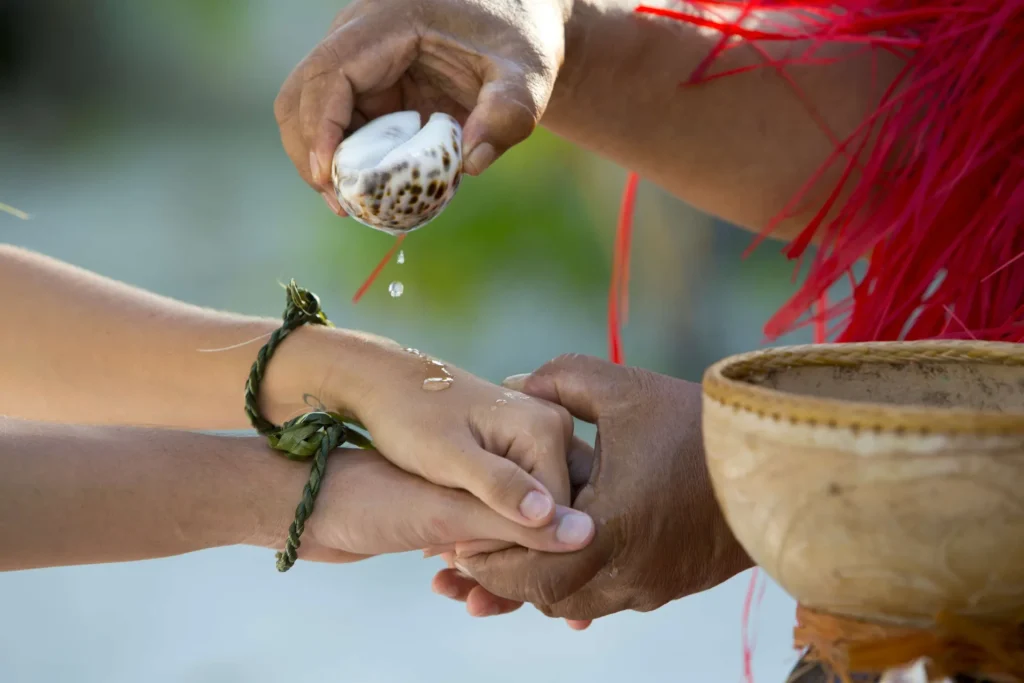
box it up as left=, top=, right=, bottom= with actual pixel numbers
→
left=0, top=418, right=292, bottom=571
left=547, top=0, right=901, bottom=240
left=0, top=417, right=591, bottom=572
left=0, top=244, right=347, bottom=429
left=0, top=245, right=594, bottom=533
left=276, top=0, right=899, bottom=241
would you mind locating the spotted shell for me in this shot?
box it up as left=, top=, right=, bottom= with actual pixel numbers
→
left=330, top=111, right=464, bottom=234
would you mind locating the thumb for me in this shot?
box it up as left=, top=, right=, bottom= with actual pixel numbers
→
left=504, top=354, right=631, bottom=423
left=430, top=501, right=595, bottom=555
left=462, top=66, right=552, bottom=175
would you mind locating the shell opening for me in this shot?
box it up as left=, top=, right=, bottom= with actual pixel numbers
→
left=331, top=110, right=464, bottom=234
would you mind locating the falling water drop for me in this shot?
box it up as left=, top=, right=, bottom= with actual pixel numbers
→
left=396, top=250, right=405, bottom=265
left=388, top=281, right=404, bottom=298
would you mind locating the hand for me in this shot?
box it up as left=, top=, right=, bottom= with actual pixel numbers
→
left=275, top=327, right=593, bottom=541
left=274, top=0, right=572, bottom=214
left=430, top=354, right=753, bottom=625
left=260, top=448, right=594, bottom=563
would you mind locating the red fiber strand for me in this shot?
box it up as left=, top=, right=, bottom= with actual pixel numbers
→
left=352, top=234, right=407, bottom=303
left=609, top=172, right=640, bottom=365
left=741, top=568, right=762, bottom=683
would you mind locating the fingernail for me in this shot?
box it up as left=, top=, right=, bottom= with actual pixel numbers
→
left=465, top=143, right=496, bottom=175
left=556, top=512, right=594, bottom=545
left=321, top=191, right=343, bottom=216
left=309, top=150, right=323, bottom=184
left=519, top=490, right=553, bottom=521
left=477, top=605, right=500, bottom=617
left=502, top=373, right=530, bottom=391
left=453, top=561, right=473, bottom=579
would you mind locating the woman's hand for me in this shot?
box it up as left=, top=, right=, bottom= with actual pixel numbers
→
left=272, top=326, right=593, bottom=542
left=263, top=447, right=595, bottom=564
left=274, top=0, right=572, bottom=213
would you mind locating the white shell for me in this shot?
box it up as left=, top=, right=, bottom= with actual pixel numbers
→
left=330, top=111, right=464, bottom=234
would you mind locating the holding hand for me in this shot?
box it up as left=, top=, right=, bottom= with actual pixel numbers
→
left=287, top=328, right=589, bottom=534
left=274, top=0, right=572, bottom=213
left=431, top=354, right=752, bottom=626
left=260, top=446, right=594, bottom=564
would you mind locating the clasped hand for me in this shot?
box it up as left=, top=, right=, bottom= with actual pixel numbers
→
left=297, top=340, right=750, bottom=629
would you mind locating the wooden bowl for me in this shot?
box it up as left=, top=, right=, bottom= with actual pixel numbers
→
left=701, top=341, right=1024, bottom=627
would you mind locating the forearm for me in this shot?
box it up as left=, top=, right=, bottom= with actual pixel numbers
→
left=0, top=417, right=302, bottom=571
left=548, top=0, right=901, bottom=239
left=0, top=245, right=392, bottom=430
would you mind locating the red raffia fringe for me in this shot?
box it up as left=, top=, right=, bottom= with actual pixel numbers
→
left=617, top=0, right=1024, bottom=347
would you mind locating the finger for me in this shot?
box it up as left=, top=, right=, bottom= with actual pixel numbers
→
left=462, top=64, right=553, bottom=175
left=422, top=544, right=453, bottom=558
left=278, top=19, right=419, bottom=192
left=274, top=68, right=317, bottom=189
left=457, top=530, right=610, bottom=609
left=503, top=408, right=573, bottom=509
left=432, top=568, right=476, bottom=602
left=432, top=566, right=524, bottom=616
left=327, top=453, right=588, bottom=555
left=567, top=619, right=593, bottom=631
left=503, top=353, right=632, bottom=423
left=412, top=470, right=594, bottom=552
left=454, top=538, right=514, bottom=556
left=567, top=436, right=595, bottom=501
left=440, top=446, right=558, bottom=528
left=298, top=59, right=354, bottom=189
left=466, top=585, right=524, bottom=617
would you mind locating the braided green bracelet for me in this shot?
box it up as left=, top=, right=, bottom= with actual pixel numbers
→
left=244, top=280, right=371, bottom=571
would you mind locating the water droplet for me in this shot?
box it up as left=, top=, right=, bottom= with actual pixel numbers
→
left=388, top=281, right=404, bottom=298
left=495, top=399, right=507, bottom=406
left=396, top=250, right=405, bottom=265
left=422, top=377, right=454, bottom=391
left=608, top=566, right=619, bottom=579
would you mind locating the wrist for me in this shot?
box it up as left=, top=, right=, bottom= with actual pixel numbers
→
left=259, top=323, right=405, bottom=423
left=232, top=438, right=311, bottom=550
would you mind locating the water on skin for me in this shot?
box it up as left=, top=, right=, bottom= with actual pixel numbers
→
left=422, top=376, right=454, bottom=391
left=422, top=359, right=454, bottom=391
left=406, top=351, right=455, bottom=391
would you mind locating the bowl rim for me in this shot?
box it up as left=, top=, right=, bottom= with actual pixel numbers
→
left=702, top=340, right=1024, bottom=435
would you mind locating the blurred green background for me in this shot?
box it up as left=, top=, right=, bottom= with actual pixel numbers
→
left=0, top=0, right=813, bottom=681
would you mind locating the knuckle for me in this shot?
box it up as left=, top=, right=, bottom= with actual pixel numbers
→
left=540, top=352, right=589, bottom=378
left=273, top=88, right=292, bottom=126
left=534, top=405, right=567, bottom=439
left=482, top=461, right=527, bottom=504
left=301, top=43, right=341, bottom=86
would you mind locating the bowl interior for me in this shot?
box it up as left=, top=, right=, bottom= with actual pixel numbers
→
left=731, top=361, right=1024, bottom=413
